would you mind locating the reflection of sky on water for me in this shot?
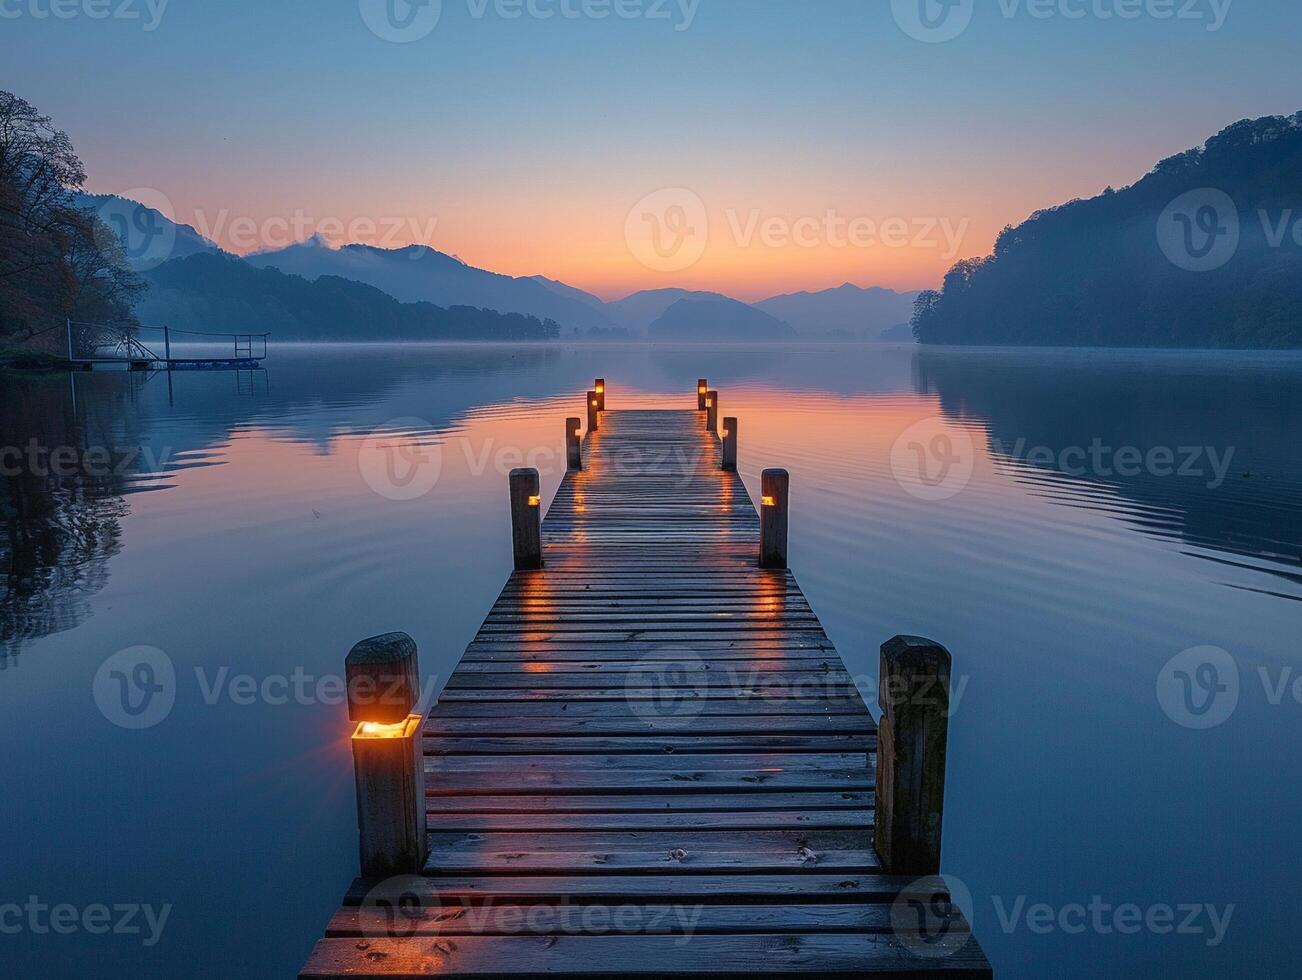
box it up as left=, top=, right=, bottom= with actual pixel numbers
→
left=1, top=342, right=1298, bottom=979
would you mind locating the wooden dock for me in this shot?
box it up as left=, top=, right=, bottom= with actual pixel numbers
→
left=300, top=388, right=992, bottom=978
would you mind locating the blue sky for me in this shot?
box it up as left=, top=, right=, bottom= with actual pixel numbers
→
left=5, top=0, right=1300, bottom=297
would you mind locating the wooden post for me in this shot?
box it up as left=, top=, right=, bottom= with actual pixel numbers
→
left=721, top=417, right=738, bottom=472
left=509, top=468, right=543, bottom=571
left=66, top=318, right=74, bottom=361
left=163, top=325, right=171, bottom=364
left=565, top=416, right=583, bottom=472
left=697, top=379, right=708, bottom=411
left=594, top=378, right=606, bottom=412
left=586, top=390, right=600, bottom=433
left=875, top=635, right=951, bottom=877
left=346, top=632, right=420, bottom=724
left=706, top=391, right=719, bottom=434
left=346, top=632, right=427, bottom=878
left=759, top=468, right=789, bottom=569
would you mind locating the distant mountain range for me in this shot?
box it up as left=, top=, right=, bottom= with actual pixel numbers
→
left=139, top=252, right=559, bottom=341
left=756, top=283, right=919, bottom=339
left=90, top=192, right=918, bottom=341
left=75, top=192, right=223, bottom=266
left=649, top=297, right=795, bottom=340
left=245, top=238, right=616, bottom=333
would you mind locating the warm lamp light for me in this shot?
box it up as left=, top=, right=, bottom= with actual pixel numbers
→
left=705, top=398, right=714, bottom=408
left=698, top=384, right=707, bottom=393
left=528, top=495, right=541, bottom=507
left=354, top=717, right=417, bottom=739
left=591, top=399, right=599, bottom=408
left=761, top=495, right=776, bottom=507
left=722, top=429, right=731, bottom=438
left=595, top=383, right=605, bottom=394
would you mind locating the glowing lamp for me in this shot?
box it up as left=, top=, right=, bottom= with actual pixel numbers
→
left=592, top=399, right=599, bottom=408
left=705, top=398, right=714, bottom=408
left=344, top=632, right=427, bottom=877
left=761, top=495, right=776, bottom=507
left=528, top=495, right=541, bottom=507
left=355, top=716, right=419, bottom=740
left=595, top=383, right=605, bottom=394
left=698, top=384, right=707, bottom=394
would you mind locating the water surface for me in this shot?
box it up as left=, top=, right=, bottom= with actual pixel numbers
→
left=2, top=343, right=1298, bottom=978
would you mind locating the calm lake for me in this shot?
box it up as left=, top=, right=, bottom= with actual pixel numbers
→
left=2, top=342, right=1298, bottom=979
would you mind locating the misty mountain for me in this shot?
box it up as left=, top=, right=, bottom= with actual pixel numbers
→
left=139, top=252, right=559, bottom=341
left=914, top=111, right=1302, bottom=348
left=755, top=282, right=920, bottom=338
left=607, top=288, right=736, bottom=332
left=648, top=297, right=794, bottom=341
left=528, top=275, right=608, bottom=311
left=74, top=192, right=223, bottom=270
left=246, top=239, right=613, bottom=332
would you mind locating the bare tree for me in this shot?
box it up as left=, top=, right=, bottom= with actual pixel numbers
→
left=0, top=90, right=141, bottom=345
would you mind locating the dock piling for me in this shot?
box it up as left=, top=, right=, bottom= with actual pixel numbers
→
left=565, top=417, right=583, bottom=472
left=759, top=468, right=789, bottom=569
left=706, top=390, right=719, bottom=434
left=345, top=632, right=427, bottom=879
left=587, top=390, right=600, bottom=433
left=875, top=634, right=952, bottom=877
left=594, top=378, right=606, bottom=412
left=721, top=417, right=738, bottom=471
left=509, top=468, right=543, bottom=571
left=697, top=379, right=708, bottom=410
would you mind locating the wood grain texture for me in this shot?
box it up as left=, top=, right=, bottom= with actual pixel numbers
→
left=302, top=403, right=990, bottom=978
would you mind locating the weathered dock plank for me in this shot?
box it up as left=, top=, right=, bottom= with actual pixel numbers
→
left=301, top=396, right=990, bottom=978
